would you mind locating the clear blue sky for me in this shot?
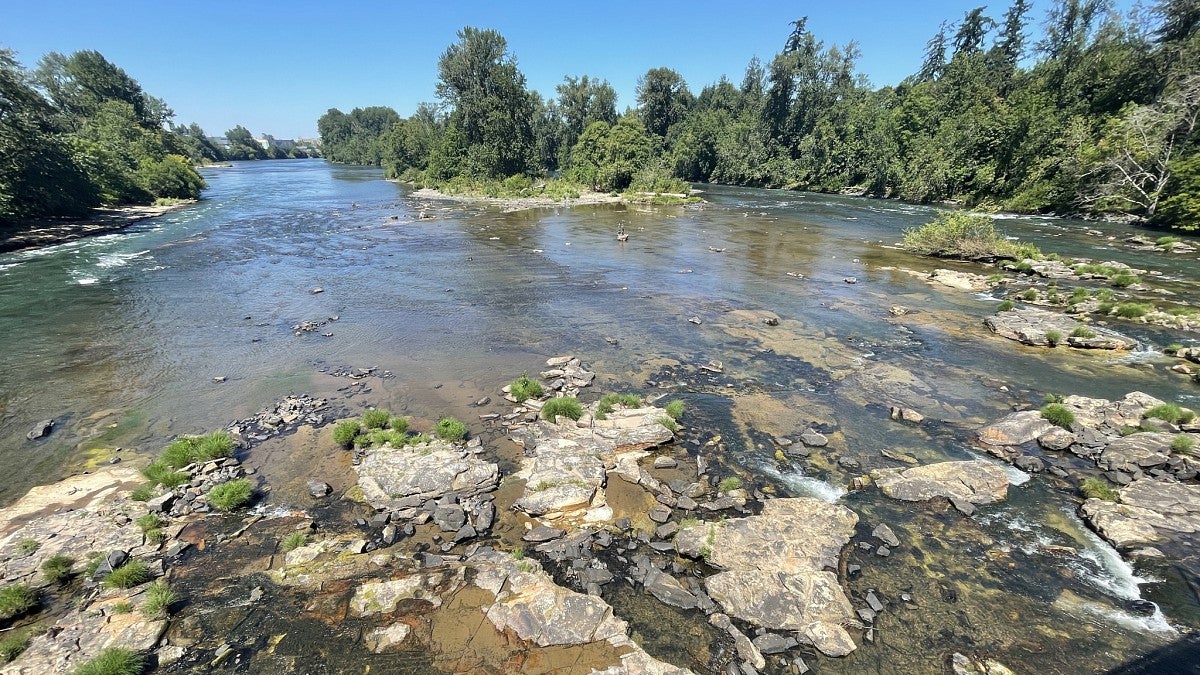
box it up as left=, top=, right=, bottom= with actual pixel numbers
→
left=2, top=0, right=1138, bottom=139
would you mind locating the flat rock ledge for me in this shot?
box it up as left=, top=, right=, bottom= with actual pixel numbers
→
left=871, top=460, right=1010, bottom=511
left=674, top=498, right=860, bottom=657
left=355, top=438, right=498, bottom=509
left=1080, top=480, right=1200, bottom=550
left=984, top=307, right=1135, bottom=350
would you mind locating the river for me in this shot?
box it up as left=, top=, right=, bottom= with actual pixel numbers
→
left=1, top=159, right=1198, bottom=673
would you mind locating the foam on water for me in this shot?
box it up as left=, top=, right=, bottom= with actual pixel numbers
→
left=757, top=463, right=846, bottom=502
left=95, top=250, right=150, bottom=269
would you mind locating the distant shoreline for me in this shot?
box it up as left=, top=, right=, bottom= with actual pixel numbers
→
left=0, top=201, right=195, bottom=255
left=409, top=186, right=624, bottom=212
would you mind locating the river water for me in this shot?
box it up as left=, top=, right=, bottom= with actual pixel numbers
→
left=2, top=159, right=1199, bottom=673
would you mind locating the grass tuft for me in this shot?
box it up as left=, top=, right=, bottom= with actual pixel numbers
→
left=41, top=554, right=74, bottom=584
left=142, top=581, right=174, bottom=619
left=1070, top=326, right=1097, bottom=339
left=1080, top=476, right=1119, bottom=501
left=207, top=479, right=253, bottom=511
left=1172, top=435, right=1196, bottom=453
left=129, top=485, right=153, bottom=502
left=15, top=538, right=39, bottom=555
left=0, top=629, right=32, bottom=663
left=68, top=647, right=145, bottom=675
left=595, top=393, right=641, bottom=420
left=658, top=416, right=680, bottom=433
left=332, top=420, right=361, bottom=447
left=1041, top=403, right=1076, bottom=429
left=1115, top=302, right=1152, bottom=319
left=102, top=560, right=151, bottom=589
left=510, top=374, right=544, bottom=403
left=1045, top=330, right=1062, bottom=346
left=362, top=408, right=391, bottom=430
left=388, top=416, right=409, bottom=433
left=1145, top=403, right=1194, bottom=425
left=142, top=461, right=189, bottom=489
left=541, top=397, right=583, bottom=421
left=0, top=584, right=37, bottom=619
left=718, top=476, right=743, bottom=493
left=998, top=300, right=1015, bottom=311
left=282, top=532, right=307, bottom=552
left=664, top=399, right=685, bottom=421
left=435, top=417, right=467, bottom=442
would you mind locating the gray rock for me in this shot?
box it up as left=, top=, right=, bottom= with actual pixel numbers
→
left=656, top=522, right=679, bottom=539
left=653, top=456, right=678, bottom=469
left=984, top=307, right=1134, bottom=350
left=1013, top=455, right=1045, bottom=473
left=871, top=523, right=900, bottom=548
left=432, top=505, right=467, bottom=532
left=648, top=505, right=672, bottom=523
left=865, top=590, right=884, bottom=612
left=872, top=460, right=1009, bottom=505
left=1038, top=428, right=1076, bottom=451
left=474, top=501, right=495, bottom=531
left=751, top=633, right=798, bottom=655
left=523, top=525, right=565, bottom=543
left=146, top=493, right=175, bottom=514
left=355, top=439, right=498, bottom=510
left=799, top=429, right=828, bottom=447
left=1099, top=433, right=1173, bottom=473
left=26, top=419, right=54, bottom=441
left=977, top=410, right=1055, bottom=446
left=454, top=524, right=477, bottom=542
left=382, top=525, right=397, bottom=545
left=644, top=568, right=699, bottom=609
left=307, top=480, right=332, bottom=498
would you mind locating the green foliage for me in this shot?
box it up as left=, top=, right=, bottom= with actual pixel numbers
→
left=998, top=300, right=1015, bottom=311
left=510, top=375, right=544, bottom=403
left=16, top=538, right=39, bottom=555
left=160, top=431, right=233, bottom=469
left=1070, top=326, right=1097, bottom=338
left=282, top=532, right=307, bottom=552
left=1080, top=477, right=1119, bottom=501
left=141, top=461, right=189, bottom=489
left=1110, top=273, right=1139, bottom=288
left=565, top=117, right=657, bottom=191
left=1145, top=404, right=1193, bottom=425
left=1041, top=403, right=1076, bottom=429
left=110, top=602, right=133, bottom=614
left=0, top=629, right=32, bottom=663
left=658, top=416, right=680, bottom=433
left=1044, top=330, right=1062, bottom=346
left=1022, top=289, right=1039, bottom=301
left=366, top=428, right=407, bottom=447
left=361, top=408, right=391, bottom=430
left=0, top=584, right=36, bottom=619
left=102, top=560, right=151, bottom=589
left=142, top=581, right=174, bottom=619
left=332, top=420, right=361, bottom=447
left=1115, top=303, right=1152, bottom=318
left=541, top=397, right=584, bottom=421
left=68, top=647, right=144, bottom=675
left=435, top=417, right=467, bottom=442
left=1172, top=435, right=1196, bottom=453
left=664, top=399, right=685, bottom=421
left=389, top=416, right=409, bottom=433
left=1044, top=393, right=1064, bottom=404
left=129, top=485, right=153, bottom=502
left=1156, top=236, right=1181, bottom=247
left=595, top=393, right=641, bottom=420
left=135, top=513, right=162, bottom=533
left=207, top=479, right=253, bottom=512
left=41, top=554, right=74, bottom=583
left=903, top=213, right=1041, bottom=260
left=717, top=476, right=743, bottom=493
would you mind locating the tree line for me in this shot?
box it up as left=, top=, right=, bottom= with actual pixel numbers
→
left=0, top=49, right=311, bottom=228
left=319, top=0, right=1200, bottom=230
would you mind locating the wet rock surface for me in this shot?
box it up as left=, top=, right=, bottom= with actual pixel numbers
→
left=871, top=460, right=1010, bottom=507
left=984, top=307, right=1134, bottom=350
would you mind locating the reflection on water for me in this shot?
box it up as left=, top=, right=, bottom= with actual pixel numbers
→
left=2, top=160, right=1198, bottom=673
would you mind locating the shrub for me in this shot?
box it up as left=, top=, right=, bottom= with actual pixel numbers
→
left=142, top=581, right=174, bottom=618
left=541, top=397, right=583, bottom=421
left=1045, top=330, right=1062, bottom=346
left=1041, top=403, right=1076, bottom=429
left=0, top=629, right=31, bottom=663
left=596, top=393, right=641, bottom=420
left=207, top=479, right=253, bottom=511
left=69, top=647, right=144, bottom=675
left=103, top=560, right=151, bottom=589
left=388, top=416, right=409, bottom=433
left=1097, top=302, right=1115, bottom=315
left=435, top=417, right=467, bottom=442
left=664, top=400, right=685, bottom=421
left=1172, top=435, right=1196, bottom=453
left=16, top=538, right=39, bottom=555
left=1080, top=477, right=1119, bottom=501
left=282, top=532, right=307, bottom=552
left=362, top=409, right=391, bottom=430
left=1145, top=403, right=1193, bottom=425
left=1070, top=326, right=1097, bottom=339
left=510, top=375, right=544, bottom=403
left=1093, top=288, right=1115, bottom=301
left=998, top=300, right=1015, bottom=311
left=332, top=420, right=361, bottom=447
left=902, top=212, right=1040, bottom=260
left=142, top=461, right=189, bottom=489
left=1110, top=273, right=1139, bottom=288
left=1115, top=303, right=1152, bottom=319
left=42, top=554, right=74, bottom=583
left=718, top=476, right=743, bottom=493
left=129, top=485, right=153, bottom=502
left=0, top=584, right=36, bottom=619
left=1118, top=424, right=1144, bottom=436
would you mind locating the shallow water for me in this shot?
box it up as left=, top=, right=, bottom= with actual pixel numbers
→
left=3, top=160, right=1199, bottom=672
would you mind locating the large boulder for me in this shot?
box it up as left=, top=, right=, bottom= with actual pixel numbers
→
left=1081, top=480, right=1200, bottom=549
left=354, top=439, right=498, bottom=510
left=872, top=460, right=1009, bottom=506
left=984, top=307, right=1134, bottom=350
left=976, top=410, right=1054, bottom=447
left=1097, top=433, right=1173, bottom=472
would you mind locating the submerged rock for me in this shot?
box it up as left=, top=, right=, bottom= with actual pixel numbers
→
left=872, top=460, right=1009, bottom=506
left=25, top=419, right=53, bottom=441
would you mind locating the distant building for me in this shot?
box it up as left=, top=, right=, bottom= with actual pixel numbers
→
left=207, top=136, right=231, bottom=149
left=256, top=134, right=296, bottom=150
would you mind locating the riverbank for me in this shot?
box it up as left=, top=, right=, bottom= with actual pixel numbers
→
left=0, top=202, right=196, bottom=255
left=411, top=186, right=623, bottom=212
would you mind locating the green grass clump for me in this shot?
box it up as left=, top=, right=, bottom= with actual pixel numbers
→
left=69, top=647, right=144, bottom=675
left=362, top=408, right=391, bottom=430
left=0, top=629, right=31, bottom=663
left=1165, top=343, right=1184, bottom=354
left=1068, top=288, right=1089, bottom=304
left=1115, top=302, right=1152, bottom=319
left=135, top=513, right=163, bottom=533
left=1110, top=273, right=1139, bottom=288
left=1145, top=403, right=1194, bottom=425
left=596, top=393, right=641, bottom=420
left=110, top=601, right=133, bottom=614
left=902, top=213, right=1041, bottom=260
left=15, top=538, right=39, bottom=555
left=389, top=416, right=409, bottom=433
left=435, top=417, right=467, bottom=442
left=664, top=399, right=685, bottom=421
left=142, top=461, right=189, bottom=489
left=1021, top=289, right=1038, bottom=301
left=1172, top=435, right=1196, bottom=453
left=510, top=375, right=544, bottom=403
left=1074, top=263, right=1120, bottom=277
left=1044, top=393, right=1065, bottom=404
left=161, top=431, right=234, bottom=468
left=41, top=554, right=74, bottom=583
left=405, top=433, right=433, bottom=447
left=998, top=300, right=1015, bottom=311
left=1070, top=326, right=1097, bottom=339
left=207, top=479, right=253, bottom=512
left=0, top=584, right=37, bottom=619
left=658, top=416, right=680, bottom=433
left=1045, top=330, right=1062, bottom=346
left=103, top=560, right=151, bottom=589
left=282, top=532, right=307, bottom=552
left=366, top=428, right=407, bottom=447
left=1156, top=236, right=1181, bottom=247
left=1080, top=476, right=1119, bottom=501
left=718, top=476, right=743, bottom=493
left=541, top=397, right=583, bottom=421
left=142, top=581, right=174, bottom=619
left=332, top=420, right=361, bottom=447
left=1041, top=403, right=1076, bottom=429
left=129, top=485, right=153, bottom=502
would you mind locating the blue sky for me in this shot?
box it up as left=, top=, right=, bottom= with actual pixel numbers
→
left=2, top=0, right=1138, bottom=139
